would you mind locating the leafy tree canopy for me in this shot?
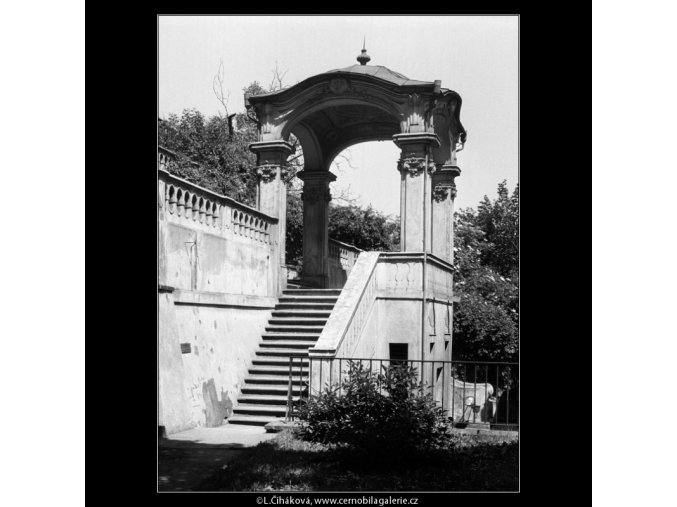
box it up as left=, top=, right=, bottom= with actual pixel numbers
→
left=452, top=181, right=519, bottom=362
left=158, top=108, right=258, bottom=206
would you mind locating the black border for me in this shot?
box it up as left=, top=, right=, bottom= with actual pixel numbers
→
left=86, top=5, right=591, bottom=503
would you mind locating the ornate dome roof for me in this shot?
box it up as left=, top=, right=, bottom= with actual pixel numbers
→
left=324, top=64, right=433, bottom=87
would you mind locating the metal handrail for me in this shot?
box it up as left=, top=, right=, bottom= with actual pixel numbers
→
left=288, top=356, right=519, bottom=427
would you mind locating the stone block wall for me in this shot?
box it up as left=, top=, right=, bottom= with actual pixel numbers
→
left=158, top=168, right=279, bottom=434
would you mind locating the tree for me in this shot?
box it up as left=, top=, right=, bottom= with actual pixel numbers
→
left=475, top=181, right=519, bottom=278
left=158, top=109, right=259, bottom=206
left=328, top=204, right=400, bottom=252
left=452, top=181, right=519, bottom=362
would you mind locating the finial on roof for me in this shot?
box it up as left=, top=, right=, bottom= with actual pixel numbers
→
left=357, top=39, right=371, bottom=66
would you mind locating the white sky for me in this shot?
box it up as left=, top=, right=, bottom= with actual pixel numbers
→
left=159, top=15, right=518, bottom=216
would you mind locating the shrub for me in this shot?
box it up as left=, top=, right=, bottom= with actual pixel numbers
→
left=296, top=362, right=452, bottom=454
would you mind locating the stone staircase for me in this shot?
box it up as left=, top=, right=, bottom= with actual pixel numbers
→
left=227, top=288, right=341, bottom=426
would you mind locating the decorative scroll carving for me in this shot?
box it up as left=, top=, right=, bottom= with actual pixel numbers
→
left=256, top=164, right=280, bottom=183
left=449, top=181, right=458, bottom=200
left=397, top=157, right=437, bottom=177
left=432, top=184, right=449, bottom=203
left=329, top=77, right=349, bottom=94
left=432, top=181, right=457, bottom=202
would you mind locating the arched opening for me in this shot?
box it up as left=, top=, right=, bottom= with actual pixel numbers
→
left=328, top=140, right=401, bottom=252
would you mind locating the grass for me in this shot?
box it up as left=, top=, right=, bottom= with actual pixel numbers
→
left=197, top=430, right=518, bottom=491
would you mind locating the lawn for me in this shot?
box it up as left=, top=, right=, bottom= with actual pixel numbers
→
left=197, top=429, right=518, bottom=491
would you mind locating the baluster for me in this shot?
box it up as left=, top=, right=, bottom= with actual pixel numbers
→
left=184, top=192, right=193, bottom=220
left=167, top=185, right=176, bottom=214
left=191, top=195, right=199, bottom=221
left=212, top=202, right=219, bottom=228
left=199, top=197, right=206, bottom=223
left=205, top=199, right=213, bottom=225
left=177, top=190, right=185, bottom=217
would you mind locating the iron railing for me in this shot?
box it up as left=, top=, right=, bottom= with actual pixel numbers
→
left=286, top=357, right=519, bottom=429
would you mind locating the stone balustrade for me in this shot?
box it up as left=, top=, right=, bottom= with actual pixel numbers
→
left=159, top=168, right=277, bottom=243
left=327, top=238, right=363, bottom=288
left=158, top=146, right=177, bottom=172
left=158, top=149, right=280, bottom=298
left=329, top=238, right=362, bottom=270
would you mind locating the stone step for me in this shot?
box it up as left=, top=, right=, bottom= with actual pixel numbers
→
left=233, top=404, right=288, bottom=416
left=241, top=384, right=305, bottom=395
left=265, top=325, right=325, bottom=333
left=244, top=374, right=309, bottom=385
left=228, top=414, right=278, bottom=426
left=278, top=296, right=339, bottom=303
left=237, top=394, right=299, bottom=405
left=261, top=333, right=321, bottom=341
left=249, top=364, right=310, bottom=375
left=271, top=310, right=332, bottom=318
left=255, top=348, right=310, bottom=357
left=259, top=340, right=317, bottom=349
left=275, top=303, right=335, bottom=310
left=268, top=317, right=328, bottom=326
left=283, top=289, right=342, bottom=296
left=252, top=357, right=310, bottom=367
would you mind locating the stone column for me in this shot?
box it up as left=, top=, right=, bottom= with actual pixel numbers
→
left=393, top=133, right=441, bottom=252
left=297, top=170, right=336, bottom=288
left=249, top=140, right=294, bottom=294
left=431, top=165, right=461, bottom=264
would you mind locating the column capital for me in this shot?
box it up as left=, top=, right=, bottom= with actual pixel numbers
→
left=298, top=170, right=336, bottom=204
left=397, top=156, right=437, bottom=177
left=431, top=165, right=461, bottom=201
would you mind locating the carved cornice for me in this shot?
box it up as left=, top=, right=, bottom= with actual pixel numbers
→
left=397, top=157, right=437, bottom=177
left=392, top=132, right=441, bottom=150
left=248, top=140, right=294, bottom=155
left=302, top=185, right=332, bottom=204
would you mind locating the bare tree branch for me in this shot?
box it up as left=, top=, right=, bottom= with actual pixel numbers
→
left=331, top=184, right=359, bottom=206
left=332, top=149, right=357, bottom=172
left=269, top=60, right=289, bottom=92
left=213, top=59, right=230, bottom=117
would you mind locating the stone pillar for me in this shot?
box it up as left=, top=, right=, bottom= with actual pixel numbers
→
left=249, top=140, right=294, bottom=294
left=297, top=170, right=336, bottom=288
left=431, top=165, right=461, bottom=263
left=393, top=133, right=441, bottom=252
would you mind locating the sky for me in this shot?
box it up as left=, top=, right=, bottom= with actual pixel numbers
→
left=159, top=15, right=518, bottom=216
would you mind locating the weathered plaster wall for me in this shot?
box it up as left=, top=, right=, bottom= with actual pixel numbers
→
left=158, top=291, right=192, bottom=434
left=172, top=303, right=271, bottom=429
left=158, top=170, right=278, bottom=434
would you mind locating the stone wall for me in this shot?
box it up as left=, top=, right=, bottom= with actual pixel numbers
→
left=158, top=167, right=279, bottom=434
left=309, top=252, right=457, bottom=412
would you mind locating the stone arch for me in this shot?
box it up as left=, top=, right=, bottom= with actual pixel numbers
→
left=247, top=53, right=465, bottom=288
